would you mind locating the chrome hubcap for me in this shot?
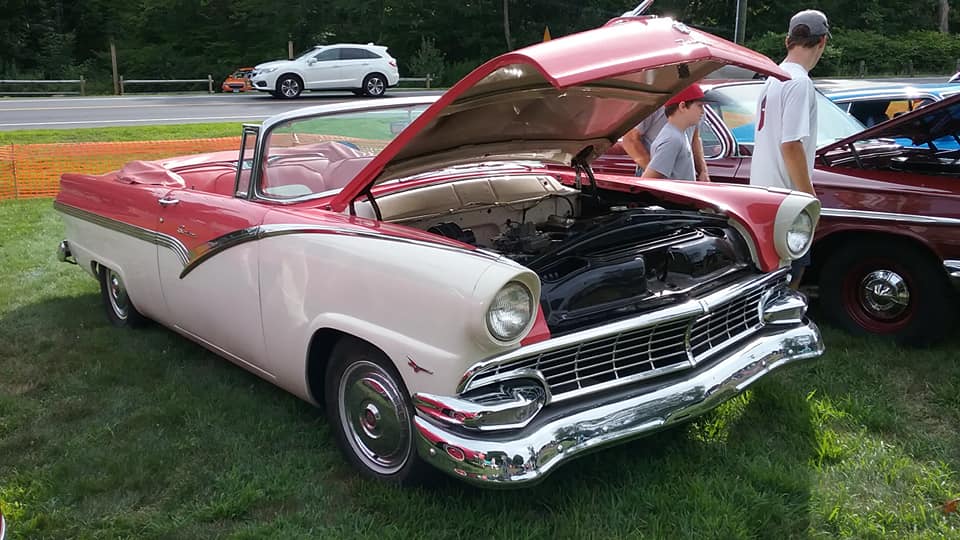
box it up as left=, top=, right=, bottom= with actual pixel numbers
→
left=107, top=270, right=129, bottom=320
left=859, top=270, right=910, bottom=319
left=338, top=361, right=410, bottom=474
left=367, top=77, right=384, bottom=95
left=281, top=79, right=299, bottom=97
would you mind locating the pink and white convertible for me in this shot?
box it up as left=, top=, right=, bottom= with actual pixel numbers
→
left=55, top=16, right=824, bottom=486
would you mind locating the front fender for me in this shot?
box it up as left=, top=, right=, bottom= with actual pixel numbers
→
left=256, top=231, right=539, bottom=400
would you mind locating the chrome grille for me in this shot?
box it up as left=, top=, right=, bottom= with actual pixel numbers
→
left=689, top=280, right=777, bottom=362
left=465, top=273, right=788, bottom=403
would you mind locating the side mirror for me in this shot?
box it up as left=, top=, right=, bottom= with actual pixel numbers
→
left=307, top=59, right=317, bottom=66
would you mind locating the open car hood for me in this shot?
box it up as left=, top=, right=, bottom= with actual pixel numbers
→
left=329, top=16, right=787, bottom=212
left=819, top=92, right=960, bottom=155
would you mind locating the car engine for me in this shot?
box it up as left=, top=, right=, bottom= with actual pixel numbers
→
left=427, top=203, right=752, bottom=334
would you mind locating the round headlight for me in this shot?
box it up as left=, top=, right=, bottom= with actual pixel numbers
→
left=486, top=282, right=534, bottom=342
left=786, top=210, right=814, bottom=256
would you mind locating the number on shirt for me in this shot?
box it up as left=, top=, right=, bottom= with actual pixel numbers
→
left=757, top=96, right=767, bottom=131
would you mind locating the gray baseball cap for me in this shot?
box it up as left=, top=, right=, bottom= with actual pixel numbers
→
left=789, top=9, right=831, bottom=38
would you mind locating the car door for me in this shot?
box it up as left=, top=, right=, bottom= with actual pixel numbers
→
left=155, top=189, right=273, bottom=375
left=303, top=47, right=347, bottom=89
left=340, top=47, right=380, bottom=86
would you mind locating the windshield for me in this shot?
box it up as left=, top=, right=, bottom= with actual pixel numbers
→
left=706, top=83, right=865, bottom=148
left=259, top=104, right=430, bottom=200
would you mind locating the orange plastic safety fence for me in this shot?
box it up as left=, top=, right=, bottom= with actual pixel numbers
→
left=0, top=138, right=241, bottom=200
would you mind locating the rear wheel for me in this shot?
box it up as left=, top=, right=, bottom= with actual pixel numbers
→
left=324, top=337, right=433, bottom=485
left=98, top=265, right=148, bottom=328
left=819, top=239, right=956, bottom=344
left=276, top=74, right=302, bottom=99
left=362, top=74, right=387, bottom=97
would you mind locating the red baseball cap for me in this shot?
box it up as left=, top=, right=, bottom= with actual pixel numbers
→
left=665, top=83, right=711, bottom=107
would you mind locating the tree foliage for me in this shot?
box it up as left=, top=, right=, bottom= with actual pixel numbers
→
left=1, top=0, right=958, bottom=91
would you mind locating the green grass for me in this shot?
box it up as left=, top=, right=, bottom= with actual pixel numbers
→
left=0, top=123, right=247, bottom=145
left=1, top=198, right=959, bottom=539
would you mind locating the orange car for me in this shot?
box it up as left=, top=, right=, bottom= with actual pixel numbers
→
left=221, top=67, right=254, bottom=92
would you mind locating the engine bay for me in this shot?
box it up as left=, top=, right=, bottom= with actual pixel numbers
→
left=383, top=175, right=752, bottom=334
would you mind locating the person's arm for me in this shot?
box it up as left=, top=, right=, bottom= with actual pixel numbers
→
left=622, top=128, right=651, bottom=168
left=691, top=127, right=710, bottom=182
left=780, top=141, right=816, bottom=196
left=640, top=167, right=666, bottom=179
left=641, top=133, right=680, bottom=179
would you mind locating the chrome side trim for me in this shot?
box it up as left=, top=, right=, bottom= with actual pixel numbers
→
left=180, top=227, right=261, bottom=278
left=416, top=320, right=824, bottom=486
left=255, top=224, right=504, bottom=263
left=187, top=224, right=501, bottom=277
left=55, top=202, right=500, bottom=278
left=820, top=208, right=960, bottom=226
left=945, top=260, right=960, bottom=292
left=54, top=201, right=190, bottom=266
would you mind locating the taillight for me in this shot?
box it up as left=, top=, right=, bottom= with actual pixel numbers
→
left=389, top=60, right=397, bottom=68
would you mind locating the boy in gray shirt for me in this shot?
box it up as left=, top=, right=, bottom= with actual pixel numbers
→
left=641, top=83, right=712, bottom=182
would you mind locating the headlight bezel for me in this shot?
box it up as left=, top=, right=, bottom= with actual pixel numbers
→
left=773, top=194, right=821, bottom=262
left=485, top=281, right=535, bottom=343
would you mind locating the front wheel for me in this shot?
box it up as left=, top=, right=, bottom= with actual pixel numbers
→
left=362, top=74, right=387, bottom=97
left=99, top=265, right=148, bottom=328
left=324, top=338, right=433, bottom=484
left=819, top=239, right=956, bottom=344
left=276, top=75, right=302, bottom=99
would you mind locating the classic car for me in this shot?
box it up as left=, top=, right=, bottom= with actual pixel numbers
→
left=54, top=16, right=824, bottom=487
left=596, top=80, right=960, bottom=343
left=823, top=82, right=960, bottom=126
left=221, top=67, right=254, bottom=93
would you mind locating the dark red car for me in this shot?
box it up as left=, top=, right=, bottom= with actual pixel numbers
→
left=596, top=81, right=960, bottom=343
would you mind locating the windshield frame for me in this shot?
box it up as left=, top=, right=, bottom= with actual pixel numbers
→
left=249, top=97, right=437, bottom=205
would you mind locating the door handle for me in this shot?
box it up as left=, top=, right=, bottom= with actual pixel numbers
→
left=158, top=197, right=180, bottom=207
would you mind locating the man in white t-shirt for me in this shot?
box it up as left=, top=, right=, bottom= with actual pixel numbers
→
left=750, top=9, right=830, bottom=288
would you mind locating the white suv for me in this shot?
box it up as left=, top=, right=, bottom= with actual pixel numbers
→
left=250, top=44, right=400, bottom=98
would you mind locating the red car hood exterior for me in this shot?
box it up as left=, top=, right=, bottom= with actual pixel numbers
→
left=329, top=16, right=788, bottom=212
left=819, top=92, right=960, bottom=154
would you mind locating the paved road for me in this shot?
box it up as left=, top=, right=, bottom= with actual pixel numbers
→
left=0, top=77, right=952, bottom=131
left=0, top=90, right=444, bottom=131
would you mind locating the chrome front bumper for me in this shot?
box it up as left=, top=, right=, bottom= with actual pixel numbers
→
left=414, top=320, right=823, bottom=486
left=945, top=260, right=960, bottom=292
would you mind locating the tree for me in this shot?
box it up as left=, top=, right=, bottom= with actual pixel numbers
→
left=940, top=0, right=950, bottom=33
left=503, top=0, right=513, bottom=51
